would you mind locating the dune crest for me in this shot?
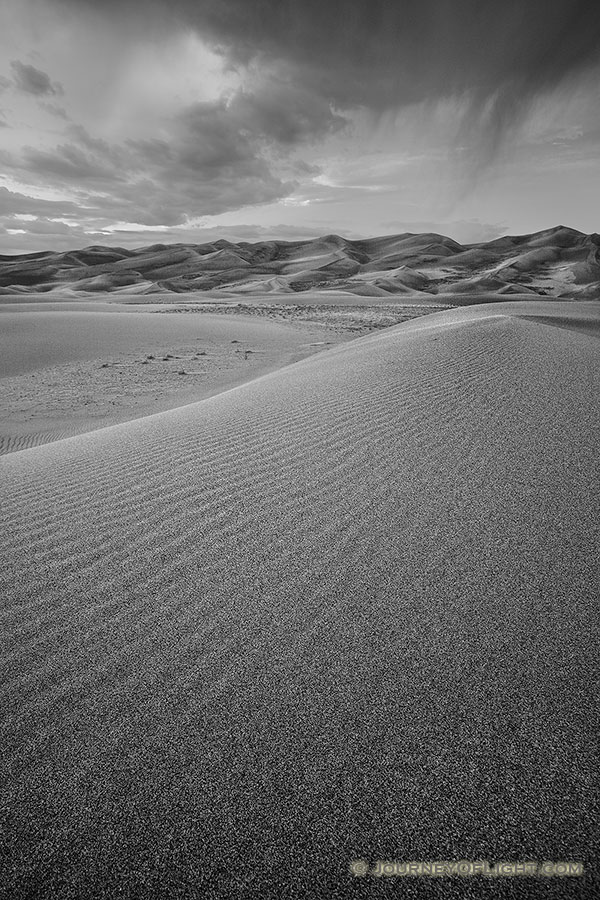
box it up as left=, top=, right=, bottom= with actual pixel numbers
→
left=1, top=301, right=599, bottom=895
left=1, top=227, right=599, bottom=300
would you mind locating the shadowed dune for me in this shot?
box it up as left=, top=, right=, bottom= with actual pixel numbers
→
left=1, top=227, right=600, bottom=300
left=1, top=301, right=599, bottom=897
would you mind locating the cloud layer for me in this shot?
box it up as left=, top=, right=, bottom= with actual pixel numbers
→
left=60, top=0, right=600, bottom=117
left=1, top=0, right=600, bottom=250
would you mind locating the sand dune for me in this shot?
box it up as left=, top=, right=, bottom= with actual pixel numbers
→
left=1, top=300, right=598, bottom=897
left=0, top=306, right=346, bottom=455
left=2, top=226, right=600, bottom=300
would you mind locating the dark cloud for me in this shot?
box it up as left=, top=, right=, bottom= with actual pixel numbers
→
left=57, top=0, right=600, bottom=117
left=2, top=100, right=294, bottom=226
left=0, top=216, right=77, bottom=235
left=227, top=80, right=347, bottom=145
left=22, top=143, right=122, bottom=181
left=1, top=71, right=342, bottom=228
left=7, top=0, right=600, bottom=243
left=4, top=70, right=341, bottom=230
left=125, top=138, right=172, bottom=166
left=10, top=60, right=63, bottom=96
left=174, top=101, right=264, bottom=171
left=0, top=187, right=82, bottom=218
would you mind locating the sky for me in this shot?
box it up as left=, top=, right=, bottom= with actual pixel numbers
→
left=1, top=0, right=600, bottom=253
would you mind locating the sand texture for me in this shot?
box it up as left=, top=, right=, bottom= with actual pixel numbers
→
left=0, top=305, right=351, bottom=455
left=1, top=300, right=599, bottom=897
left=1, top=226, right=599, bottom=301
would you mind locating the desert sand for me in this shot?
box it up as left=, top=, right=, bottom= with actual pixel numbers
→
left=1, top=297, right=599, bottom=897
left=1, top=226, right=599, bottom=301
left=4, top=225, right=599, bottom=454
left=0, top=302, right=355, bottom=454
left=0, top=288, right=447, bottom=455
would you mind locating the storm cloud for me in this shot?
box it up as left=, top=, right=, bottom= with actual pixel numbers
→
left=57, top=0, right=600, bottom=124
left=1, top=0, right=600, bottom=248
left=1, top=98, right=295, bottom=226
left=0, top=187, right=82, bottom=218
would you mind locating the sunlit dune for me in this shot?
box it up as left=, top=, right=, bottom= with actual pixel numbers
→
left=1, top=226, right=599, bottom=300
left=1, top=300, right=599, bottom=896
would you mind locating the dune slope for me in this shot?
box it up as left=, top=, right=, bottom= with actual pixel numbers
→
left=1, top=302, right=599, bottom=898
left=2, top=226, right=600, bottom=300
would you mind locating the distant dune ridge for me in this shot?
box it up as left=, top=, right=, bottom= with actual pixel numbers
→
left=1, top=225, right=600, bottom=300
left=1, top=301, right=599, bottom=896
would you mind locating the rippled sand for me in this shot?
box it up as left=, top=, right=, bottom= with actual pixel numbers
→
left=1, top=301, right=599, bottom=897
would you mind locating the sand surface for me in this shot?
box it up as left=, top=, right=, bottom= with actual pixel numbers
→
left=0, top=297, right=443, bottom=455
left=1, top=300, right=599, bottom=897
left=0, top=303, right=351, bottom=454
left=1, top=226, right=599, bottom=301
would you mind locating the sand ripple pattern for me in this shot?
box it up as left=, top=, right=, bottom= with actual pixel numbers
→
left=1, top=307, right=599, bottom=898
left=0, top=427, right=99, bottom=456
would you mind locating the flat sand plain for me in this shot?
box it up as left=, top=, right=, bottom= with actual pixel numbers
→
left=0, top=295, right=443, bottom=454
left=0, top=300, right=350, bottom=454
left=1, top=300, right=599, bottom=897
